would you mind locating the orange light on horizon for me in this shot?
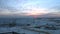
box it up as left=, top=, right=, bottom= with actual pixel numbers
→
left=23, top=8, right=48, bottom=16
left=26, top=10, right=48, bottom=15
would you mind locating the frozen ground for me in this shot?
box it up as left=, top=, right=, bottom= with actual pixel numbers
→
left=0, top=26, right=60, bottom=34
left=0, top=18, right=60, bottom=34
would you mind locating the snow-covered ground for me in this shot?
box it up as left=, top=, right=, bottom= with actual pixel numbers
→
left=0, top=26, right=60, bottom=34
left=0, top=18, right=60, bottom=34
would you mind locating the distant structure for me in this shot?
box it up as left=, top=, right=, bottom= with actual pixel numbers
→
left=0, top=32, right=19, bottom=34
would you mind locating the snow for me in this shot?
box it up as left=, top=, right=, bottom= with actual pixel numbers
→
left=0, top=18, right=60, bottom=34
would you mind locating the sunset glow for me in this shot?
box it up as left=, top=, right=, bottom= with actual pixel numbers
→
left=26, top=8, right=48, bottom=15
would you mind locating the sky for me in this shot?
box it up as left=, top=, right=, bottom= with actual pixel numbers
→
left=0, top=0, right=60, bottom=15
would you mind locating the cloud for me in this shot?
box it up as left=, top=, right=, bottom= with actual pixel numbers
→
left=53, top=6, right=60, bottom=12
left=0, top=0, right=60, bottom=16
left=49, top=6, right=60, bottom=13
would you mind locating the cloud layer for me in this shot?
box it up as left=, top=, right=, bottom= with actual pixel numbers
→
left=0, top=0, right=60, bottom=15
